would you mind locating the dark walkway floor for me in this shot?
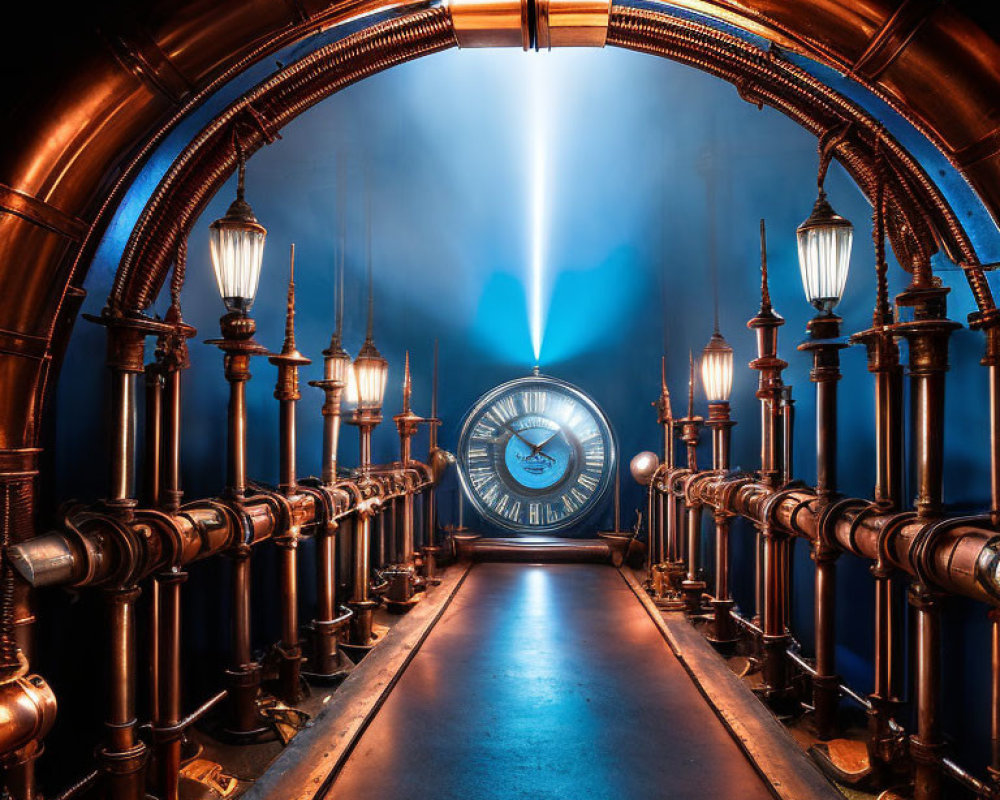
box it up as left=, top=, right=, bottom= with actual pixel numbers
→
left=327, top=563, right=773, bottom=800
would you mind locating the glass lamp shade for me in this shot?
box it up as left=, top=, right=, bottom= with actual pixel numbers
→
left=797, top=192, right=853, bottom=313
left=209, top=197, right=267, bottom=314
left=701, top=331, right=734, bottom=404
left=324, top=339, right=354, bottom=387
left=344, top=364, right=359, bottom=406
left=353, top=339, right=389, bottom=412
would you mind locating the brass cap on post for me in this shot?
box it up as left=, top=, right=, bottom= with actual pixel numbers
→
left=448, top=0, right=609, bottom=49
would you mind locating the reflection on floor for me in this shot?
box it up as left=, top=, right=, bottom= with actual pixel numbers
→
left=326, top=563, right=774, bottom=800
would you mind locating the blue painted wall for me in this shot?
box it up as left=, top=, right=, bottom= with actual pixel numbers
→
left=50, top=44, right=1000, bottom=772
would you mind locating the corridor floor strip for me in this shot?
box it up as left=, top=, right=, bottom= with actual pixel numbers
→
left=244, top=562, right=473, bottom=800
left=324, top=563, right=779, bottom=800
left=619, top=567, right=843, bottom=800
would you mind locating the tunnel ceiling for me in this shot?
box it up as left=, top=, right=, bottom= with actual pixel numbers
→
left=1, top=0, right=999, bottom=456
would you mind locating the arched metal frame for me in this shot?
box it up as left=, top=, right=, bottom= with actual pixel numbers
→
left=0, top=0, right=999, bottom=793
left=0, top=0, right=998, bottom=463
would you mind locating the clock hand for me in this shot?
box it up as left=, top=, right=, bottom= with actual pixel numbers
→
left=531, top=431, right=559, bottom=461
left=502, top=422, right=535, bottom=450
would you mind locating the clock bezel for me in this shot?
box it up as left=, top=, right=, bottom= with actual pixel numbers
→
left=456, top=373, right=617, bottom=534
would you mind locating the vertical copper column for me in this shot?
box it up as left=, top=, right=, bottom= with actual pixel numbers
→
left=150, top=264, right=193, bottom=799
left=677, top=355, right=704, bottom=613
left=656, top=356, right=683, bottom=593
left=707, top=400, right=736, bottom=648
left=422, top=341, right=442, bottom=585
left=308, top=328, right=350, bottom=676
left=394, top=353, right=422, bottom=575
left=896, top=277, right=958, bottom=800
left=984, top=322, right=1000, bottom=527
left=208, top=312, right=270, bottom=736
left=909, top=585, right=943, bottom=800
left=852, top=207, right=905, bottom=765
left=83, top=313, right=168, bottom=798
left=143, top=364, right=163, bottom=508
left=989, top=608, right=1000, bottom=794
left=151, top=571, right=186, bottom=800
left=0, top=451, right=57, bottom=800
left=747, top=221, right=790, bottom=699
left=347, top=413, right=380, bottom=646
left=269, top=248, right=310, bottom=703
left=101, top=586, right=146, bottom=800
left=798, top=311, right=846, bottom=739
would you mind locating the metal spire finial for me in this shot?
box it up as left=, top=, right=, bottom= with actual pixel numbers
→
left=759, top=218, right=772, bottom=314
left=661, top=354, right=667, bottom=394
left=281, top=244, right=297, bottom=354
left=334, top=161, right=346, bottom=343
left=402, top=350, right=412, bottom=414
left=365, top=185, right=374, bottom=344
left=234, top=130, right=246, bottom=202
left=687, top=350, right=695, bottom=418
left=432, top=339, right=439, bottom=421
left=873, top=136, right=891, bottom=326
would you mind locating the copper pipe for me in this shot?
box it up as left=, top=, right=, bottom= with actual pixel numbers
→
left=311, top=522, right=340, bottom=675
left=100, top=586, right=146, bottom=800
left=269, top=251, right=309, bottom=701
left=707, top=404, right=735, bottom=646
left=110, top=370, right=138, bottom=506
left=162, top=369, right=183, bottom=513
left=990, top=609, right=1000, bottom=790
left=226, top=546, right=261, bottom=735
left=910, top=585, right=943, bottom=800
left=143, top=365, right=163, bottom=508
left=276, top=539, right=300, bottom=702
left=781, top=386, right=794, bottom=486
left=984, top=324, right=1000, bottom=526
left=349, top=511, right=375, bottom=645
left=799, top=311, right=846, bottom=738
left=228, top=377, right=248, bottom=500
left=152, top=571, right=186, bottom=800
left=682, top=498, right=705, bottom=613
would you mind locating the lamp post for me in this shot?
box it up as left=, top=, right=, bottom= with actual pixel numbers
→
left=345, top=226, right=388, bottom=647
left=205, top=137, right=271, bottom=737
left=677, top=353, right=705, bottom=614
left=307, top=238, right=354, bottom=677
left=701, top=327, right=736, bottom=649
left=386, top=352, right=424, bottom=613
left=747, top=219, right=791, bottom=702
left=421, top=341, right=444, bottom=585
left=268, top=245, right=310, bottom=703
left=796, top=177, right=852, bottom=739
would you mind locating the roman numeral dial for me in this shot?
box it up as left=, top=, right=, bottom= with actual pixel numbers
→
left=458, top=375, right=615, bottom=533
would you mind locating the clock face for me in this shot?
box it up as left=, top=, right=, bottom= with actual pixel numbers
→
left=457, top=375, right=616, bottom=533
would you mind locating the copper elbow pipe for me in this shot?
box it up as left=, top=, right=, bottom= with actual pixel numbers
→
left=0, top=675, right=57, bottom=758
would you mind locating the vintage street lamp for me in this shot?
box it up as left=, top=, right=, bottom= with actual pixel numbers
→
left=346, top=219, right=388, bottom=647
left=701, top=326, right=736, bottom=650
left=209, top=139, right=266, bottom=315
left=797, top=188, right=853, bottom=316
left=205, top=135, right=271, bottom=737
left=797, top=172, right=853, bottom=738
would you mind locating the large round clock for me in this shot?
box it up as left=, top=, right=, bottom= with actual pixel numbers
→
left=457, top=373, right=616, bottom=533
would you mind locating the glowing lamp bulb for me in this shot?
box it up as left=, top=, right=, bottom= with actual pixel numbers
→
left=797, top=190, right=853, bottom=314
left=701, top=331, right=734, bottom=404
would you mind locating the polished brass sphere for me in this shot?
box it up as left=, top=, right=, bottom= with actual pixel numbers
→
left=630, top=451, right=660, bottom=485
